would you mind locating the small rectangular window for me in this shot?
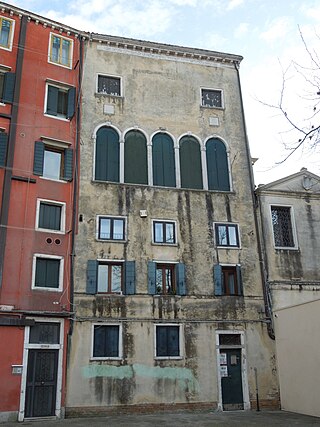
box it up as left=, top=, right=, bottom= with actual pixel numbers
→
left=32, top=255, right=63, bottom=291
left=98, top=216, right=125, bottom=241
left=0, top=17, right=14, bottom=50
left=201, top=88, right=222, bottom=108
left=271, top=206, right=295, bottom=248
left=153, top=220, right=176, bottom=244
left=36, top=199, right=65, bottom=233
left=33, top=140, right=73, bottom=182
left=48, top=33, right=73, bottom=68
left=98, top=262, right=123, bottom=293
left=45, top=83, right=76, bottom=120
left=222, top=266, right=241, bottom=296
left=155, top=325, right=181, bottom=358
left=29, top=322, right=60, bottom=344
left=92, top=324, right=121, bottom=359
left=215, top=223, right=240, bottom=247
left=97, top=75, right=121, bottom=96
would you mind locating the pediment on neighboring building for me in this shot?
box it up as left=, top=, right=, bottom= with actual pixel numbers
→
left=256, top=168, right=320, bottom=194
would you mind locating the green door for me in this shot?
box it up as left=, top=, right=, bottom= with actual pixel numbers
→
left=221, top=349, right=244, bottom=410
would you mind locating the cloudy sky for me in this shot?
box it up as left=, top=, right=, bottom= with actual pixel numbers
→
left=10, top=0, right=320, bottom=185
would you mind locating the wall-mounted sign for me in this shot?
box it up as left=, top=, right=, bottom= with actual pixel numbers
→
left=12, top=365, right=23, bottom=375
left=219, top=353, right=227, bottom=365
left=220, top=365, right=228, bottom=377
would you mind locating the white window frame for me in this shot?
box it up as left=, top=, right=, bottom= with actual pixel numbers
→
left=44, top=80, right=72, bottom=121
left=152, top=219, right=177, bottom=246
left=96, top=73, right=123, bottom=97
left=0, top=16, right=15, bottom=51
left=91, top=322, right=123, bottom=360
left=269, top=204, right=298, bottom=250
left=0, top=64, right=11, bottom=105
left=31, top=254, right=64, bottom=292
left=48, top=32, right=73, bottom=69
left=214, top=222, right=241, bottom=249
left=154, top=323, right=183, bottom=360
left=35, top=198, right=66, bottom=234
left=96, top=215, right=127, bottom=242
left=40, top=137, right=71, bottom=183
left=200, top=87, right=224, bottom=109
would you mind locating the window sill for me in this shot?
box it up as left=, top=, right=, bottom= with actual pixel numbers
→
left=39, top=176, right=68, bottom=184
left=32, top=286, right=62, bottom=292
left=95, top=93, right=124, bottom=99
left=44, top=113, right=70, bottom=122
left=0, top=102, right=6, bottom=107
left=48, top=59, right=72, bottom=70
left=0, top=45, right=13, bottom=52
left=152, top=242, right=178, bottom=247
left=216, top=245, right=241, bottom=250
left=200, top=105, right=224, bottom=110
left=155, top=356, right=183, bottom=360
left=96, top=238, right=126, bottom=243
left=90, top=357, right=122, bottom=361
left=274, top=246, right=299, bottom=251
left=36, top=228, right=65, bottom=234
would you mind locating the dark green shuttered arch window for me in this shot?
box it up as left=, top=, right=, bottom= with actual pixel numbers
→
left=152, top=133, right=176, bottom=187
left=179, top=136, right=203, bottom=190
left=206, top=138, right=230, bottom=191
left=124, top=130, right=148, bottom=185
left=95, top=127, right=119, bottom=182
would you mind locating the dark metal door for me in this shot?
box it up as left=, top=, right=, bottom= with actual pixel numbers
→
left=25, top=350, right=58, bottom=418
left=221, top=349, right=244, bottom=410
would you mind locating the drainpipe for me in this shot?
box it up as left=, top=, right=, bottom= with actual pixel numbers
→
left=68, top=35, right=83, bottom=337
left=233, top=61, right=275, bottom=340
left=0, top=15, right=27, bottom=287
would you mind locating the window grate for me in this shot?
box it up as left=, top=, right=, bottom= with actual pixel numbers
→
left=271, top=206, right=294, bottom=247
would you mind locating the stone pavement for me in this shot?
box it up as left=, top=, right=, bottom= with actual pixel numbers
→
left=2, top=410, right=320, bottom=426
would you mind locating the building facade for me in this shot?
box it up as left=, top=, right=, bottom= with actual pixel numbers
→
left=66, top=34, right=279, bottom=415
left=0, top=3, right=82, bottom=422
left=256, top=168, right=320, bottom=418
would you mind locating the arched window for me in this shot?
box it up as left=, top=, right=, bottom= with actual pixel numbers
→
left=206, top=138, right=230, bottom=191
left=152, top=133, right=176, bottom=187
left=124, top=130, right=148, bottom=185
left=179, top=136, right=203, bottom=189
left=95, top=127, right=119, bottom=182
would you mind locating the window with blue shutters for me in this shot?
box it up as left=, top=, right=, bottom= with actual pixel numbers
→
left=37, top=199, right=65, bottom=232
left=32, top=255, right=63, bottom=291
left=45, top=83, right=76, bottom=119
left=152, top=133, right=176, bottom=187
left=124, top=130, right=148, bottom=185
left=155, top=325, right=181, bottom=358
left=179, top=136, right=203, bottom=189
left=95, top=127, right=120, bottom=182
left=92, top=324, right=122, bottom=359
left=0, top=71, right=15, bottom=104
left=214, top=264, right=243, bottom=296
left=33, top=141, right=73, bottom=181
left=148, top=262, right=186, bottom=295
left=206, top=138, right=230, bottom=191
left=0, top=132, right=8, bottom=167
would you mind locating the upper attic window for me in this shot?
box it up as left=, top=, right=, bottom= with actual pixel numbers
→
left=49, top=33, right=73, bottom=68
left=0, top=17, right=14, bottom=51
left=97, top=75, right=121, bottom=96
left=201, top=88, right=223, bottom=108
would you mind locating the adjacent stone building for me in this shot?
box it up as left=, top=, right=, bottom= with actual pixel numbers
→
left=256, top=168, right=320, bottom=418
left=66, top=34, right=279, bottom=415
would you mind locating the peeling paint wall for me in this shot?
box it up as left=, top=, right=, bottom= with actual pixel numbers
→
left=67, top=38, right=279, bottom=412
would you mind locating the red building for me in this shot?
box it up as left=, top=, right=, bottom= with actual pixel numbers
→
left=0, top=3, right=82, bottom=421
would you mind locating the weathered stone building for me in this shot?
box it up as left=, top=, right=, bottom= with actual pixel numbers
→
left=66, top=34, right=279, bottom=415
left=256, top=168, right=320, bottom=418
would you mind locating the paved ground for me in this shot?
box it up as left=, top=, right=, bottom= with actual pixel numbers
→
left=2, top=410, right=320, bottom=426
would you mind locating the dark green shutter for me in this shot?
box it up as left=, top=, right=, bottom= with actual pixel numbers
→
left=33, top=141, right=44, bottom=176
left=39, top=203, right=61, bottom=230
left=46, top=259, right=60, bottom=288
left=63, top=148, right=73, bottom=181
left=156, top=326, right=167, bottom=356
left=214, top=264, right=223, bottom=296
left=152, top=133, right=176, bottom=187
left=2, top=72, right=15, bottom=104
left=66, top=87, right=76, bottom=119
left=46, top=85, right=58, bottom=115
left=175, top=263, right=186, bottom=295
left=147, top=261, right=156, bottom=295
left=86, top=260, right=97, bottom=294
left=179, top=136, right=203, bottom=189
left=168, top=326, right=179, bottom=356
left=124, top=261, right=135, bottom=295
left=236, top=265, right=243, bottom=296
left=0, top=132, right=8, bottom=167
left=95, top=127, right=119, bottom=182
left=206, top=138, right=230, bottom=191
left=124, top=130, right=148, bottom=185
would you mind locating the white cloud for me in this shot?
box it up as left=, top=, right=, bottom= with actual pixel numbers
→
left=226, top=0, right=244, bottom=11
left=234, top=22, right=249, bottom=38
left=300, top=3, right=320, bottom=22
left=260, top=17, right=293, bottom=43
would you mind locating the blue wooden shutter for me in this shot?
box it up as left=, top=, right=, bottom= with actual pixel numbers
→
left=179, top=136, right=203, bottom=189
left=2, top=72, right=15, bottom=104
left=63, top=148, right=73, bottom=181
left=33, top=141, right=44, bottom=176
left=124, top=261, right=135, bottom=295
left=46, top=85, right=58, bottom=115
left=147, top=261, right=156, bottom=295
left=175, top=263, right=186, bottom=295
left=124, top=130, right=148, bottom=185
left=206, top=138, right=230, bottom=191
left=236, top=265, right=243, bottom=296
left=214, top=264, right=223, bottom=296
left=66, top=87, right=76, bottom=119
left=0, top=132, right=8, bottom=167
left=86, top=260, right=97, bottom=294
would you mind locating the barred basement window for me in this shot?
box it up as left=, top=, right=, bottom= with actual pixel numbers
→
left=271, top=206, right=295, bottom=248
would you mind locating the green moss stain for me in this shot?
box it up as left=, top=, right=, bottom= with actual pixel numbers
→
left=83, top=365, right=133, bottom=379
